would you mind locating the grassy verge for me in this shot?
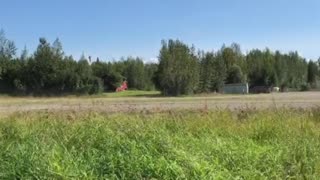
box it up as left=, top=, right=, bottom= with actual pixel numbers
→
left=0, top=90, right=161, bottom=105
left=0, top=109, right=320, bottom=179
left=100, top=90, right=161, bottom=98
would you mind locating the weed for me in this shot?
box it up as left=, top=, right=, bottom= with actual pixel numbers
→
left=0, top=109, right=319, bottom=179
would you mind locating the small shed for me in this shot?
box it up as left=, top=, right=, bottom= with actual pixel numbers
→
left=223, top=83, right=249, bottom=94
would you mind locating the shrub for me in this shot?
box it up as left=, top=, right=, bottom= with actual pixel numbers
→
left=300, top=83, right=310, bottom=91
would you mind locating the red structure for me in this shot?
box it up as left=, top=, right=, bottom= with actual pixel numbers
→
left=116, top=81, right=128, bottom=92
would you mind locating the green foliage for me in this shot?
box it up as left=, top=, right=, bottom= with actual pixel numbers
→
left=246, top=49, right=275, bottom=86
left=226, top=64, right=244, bottom=84
left=0, top=29, right=16, bottom=59
left=98, top=57, right=157, bottom=91
left=307, top=61, right=318, bottom=88
left=122, top=57, right=146, bottom=90
left=300, top=83, right=311, bottom=91
left=0, top=109, right=320, bottom=179
left=222, top=47, right=236, bottom=69
left=157, top=40, right=199, bottom=96
left=198, top=51, right=227, bottom=92
left=0, top=35, right=158, bottom=95
left=91, top=61, right=122, bottom=91
left=0, top=29, right=318, bottom=96
left=198, top=51, right=214, bottom=92
left=144, top=63, right=158, bottom=90
left=245, top=49, right=308, bottom=88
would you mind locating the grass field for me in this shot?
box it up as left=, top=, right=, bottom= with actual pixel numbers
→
left=95, top=90, right=162, bottom=98
left=1, top=109, right=320, bottom=179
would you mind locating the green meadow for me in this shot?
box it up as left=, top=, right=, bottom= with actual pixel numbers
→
left=0, top=109, right=320, bottom=179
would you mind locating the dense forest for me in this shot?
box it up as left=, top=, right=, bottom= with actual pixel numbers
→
left=0, top=30, right=319, bottom=96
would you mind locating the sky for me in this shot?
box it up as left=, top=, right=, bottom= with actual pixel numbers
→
left=1, top=0, right=320, bottom=61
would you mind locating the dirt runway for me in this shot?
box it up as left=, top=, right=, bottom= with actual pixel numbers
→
left=0, top=92, right=319, bottom=113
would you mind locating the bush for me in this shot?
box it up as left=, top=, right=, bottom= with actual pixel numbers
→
left=300, top=83, right=310, bottom=91
left=76, top=77, right=103, bottom=95
left=89, top=77, right=103, bottom=94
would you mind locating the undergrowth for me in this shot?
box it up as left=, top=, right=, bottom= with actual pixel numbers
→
left=0, top=109, right=320, bottom=179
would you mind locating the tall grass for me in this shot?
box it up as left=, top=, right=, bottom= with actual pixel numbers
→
left=0, top=109, right=320, bottom=179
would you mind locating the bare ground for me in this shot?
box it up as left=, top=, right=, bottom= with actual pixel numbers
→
left=0, top=92, right=319, bottom=114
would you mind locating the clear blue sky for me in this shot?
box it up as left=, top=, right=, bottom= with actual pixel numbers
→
left=1, top=0, right=320, bottom=61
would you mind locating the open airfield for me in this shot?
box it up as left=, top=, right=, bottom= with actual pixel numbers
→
left=0, top=91, right=319, bottom=114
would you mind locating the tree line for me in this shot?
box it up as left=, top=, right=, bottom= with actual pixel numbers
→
left=0, top=30, right=319, bottom=96
left=157, top=40, right=320, bottom=95
left=0, top=31, right=157, bottom=95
